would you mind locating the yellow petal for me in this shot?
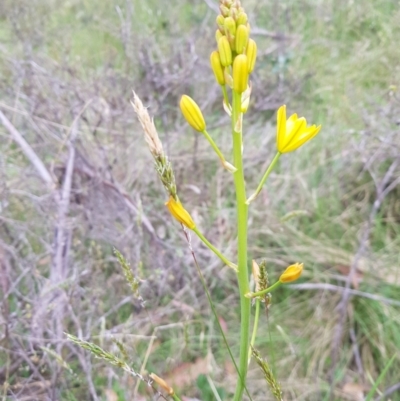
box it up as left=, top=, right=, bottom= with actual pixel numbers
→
left=276, top=105, right=287, bottom=152
left=280, top=117, right=306, bottom=153
left=282, top=124, right=321, bottom=153
left=165, top=197, right=196, bottom=229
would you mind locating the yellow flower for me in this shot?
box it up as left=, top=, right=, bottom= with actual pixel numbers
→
left=180, top=95, right=206, bottom=132
left=165, top=196, right=196, bottom=230
left=276, top=105, right=321, bottom=153
left=279, top=263, right=303, bottom=283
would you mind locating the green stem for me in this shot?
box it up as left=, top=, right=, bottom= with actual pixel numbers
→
left=246, top=281, right=282, bottom=299
left=248, top=299, right=260, bottom=364
left=193, top=227, right=238, bottom=271
left=172, top=393, right=182, bottom=401
left=202, top=129, right=226, bottom=162
left=246, top=152, right=281, bottom=204
left=202, top=129, right=236, bottom=172
left=232, top=90, right=251, bottom=401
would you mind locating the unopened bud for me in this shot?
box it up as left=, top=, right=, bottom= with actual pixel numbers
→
left=224, top=16, right=236, bottom=37
left=235, top=24, right=249, bottom=54
left=215, top=29, right=223, bottom=44
left=237, top=12, right=248, bottom=26
left=279, top=263, right=304, bottom=283
left=210, top=51, right=225, bottom=85
left=218, top=36, right=232, bottom=66
left=220, top=5, right=229, bottom=16
left=229, top=7, right=238, bottom=20
left=216, top=14, right=225, bottom=29
left=246, top=38, right=257, bottom=73
left=180, top=95, right=206, bottom=132
left=233, top=54, right=249, bottom=94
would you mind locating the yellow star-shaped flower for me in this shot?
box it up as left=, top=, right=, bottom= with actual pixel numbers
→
left=276, top=105, right=321, bottom=153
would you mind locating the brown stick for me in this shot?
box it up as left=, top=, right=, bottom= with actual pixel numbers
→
left=0, top=109, right=55, bottom=188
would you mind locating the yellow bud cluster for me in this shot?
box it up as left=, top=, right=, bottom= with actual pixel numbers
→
left=211, top=0, right=257, bottom=96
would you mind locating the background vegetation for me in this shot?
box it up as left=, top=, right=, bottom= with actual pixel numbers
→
left=0, top=0, right=400, bottom=400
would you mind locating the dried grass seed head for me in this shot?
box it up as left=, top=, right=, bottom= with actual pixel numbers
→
left=131, top=91, right=164, bottom=158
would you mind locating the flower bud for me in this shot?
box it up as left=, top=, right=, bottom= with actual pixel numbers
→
left=233, top=54, right=249, bottom=94
left=180, top=95, right=206, bottom=132
left=235, top=24, right=249, bottom=54
left=218, top=36, right=232, bottom=67
left=220, top=5, right=229, bottom=16
left=279, top=263, right=304, bottom=283
left=215, top=29, right=223, bottom=44
left=210, top=51, right=225, bottom=85
left=229, top=7, right=238, bottom=20
left=224, top=16, right=236, bottom=37
left=237, top=12, right=248, bottom=26
left=246, top=38, right=257, bottom=73
left=165, top=196, right=196, bottom=230
left=216, top=14, right=225, bottom=29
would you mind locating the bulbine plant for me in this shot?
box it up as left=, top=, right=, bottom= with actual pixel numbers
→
left=68, top=1, right=321, bottom=399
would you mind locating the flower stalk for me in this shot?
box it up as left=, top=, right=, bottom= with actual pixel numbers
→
left=193, top=227, right=238, bottom=272
left=232, top=88, right=251, bottom=401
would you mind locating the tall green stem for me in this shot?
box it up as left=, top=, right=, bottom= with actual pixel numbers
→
left=232, top=90, right=251, bottom=401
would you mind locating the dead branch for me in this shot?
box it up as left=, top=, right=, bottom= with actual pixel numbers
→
left=0, top=109, right=55, bottom=188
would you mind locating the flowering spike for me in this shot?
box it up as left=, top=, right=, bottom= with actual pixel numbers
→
left=165, top=196, right=196, bottom=230
left=235, top=24, right=249, bottom=54
left=210, top=51, right=225, bottom=85
left=233, top=54, right=249, bottom=94
left=218, top=36, right=232, bottom=66
left=180, top=95, right=206, bottom=132
left=246, top=38, right=257, bottom=73
left=276, top=105, right=321, bottom=153
left=279, top=263, right=304, bottom=283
